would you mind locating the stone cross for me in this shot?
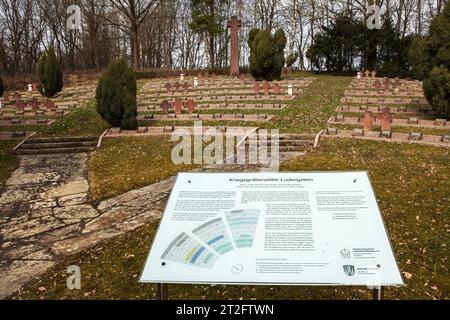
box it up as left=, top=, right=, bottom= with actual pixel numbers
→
left=187, top=100, right=196, bottom=114
left=380, top=108, right=392, bottom=131
left=263, top=81, right=271, bottom=96
left=228, top=16, right=242, bottom=77
left=174, top=100, right=182, bottom=114
left=362, top=111, right=373, bottom=131
left=254, top=83, right=260, bottom=94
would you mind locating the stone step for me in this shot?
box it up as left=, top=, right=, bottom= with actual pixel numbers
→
left=24, top=136, right=98, bottom=144
left=16, top=146, right=95, bottom=155
left=246, top=139, right=314, bottom=147
left=19, top=141, right=97, bottom=150
left=279, top=134, right=316, bottom=140
left=244, top=145, right=311, bottom=153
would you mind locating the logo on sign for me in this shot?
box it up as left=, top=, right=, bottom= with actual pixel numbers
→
left=343, top=265, right=356, bottom=277
left=340, top=248, right=352, bottom=259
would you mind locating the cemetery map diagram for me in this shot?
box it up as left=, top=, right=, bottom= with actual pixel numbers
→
left=161, top=210, right=261, bottom=269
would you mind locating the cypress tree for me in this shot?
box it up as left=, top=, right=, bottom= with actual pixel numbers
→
left=248, top=28, right=287, bottom=81
left=409, top=2, right=450, bottom=119
left=96, top=59, right=138, bottom=130
left=38, top=47, right=63, bottom=97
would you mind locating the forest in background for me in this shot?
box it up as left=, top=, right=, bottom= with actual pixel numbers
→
left=0, top=0, right=447, bottom=74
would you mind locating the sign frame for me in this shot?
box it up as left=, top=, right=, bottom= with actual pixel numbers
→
left=140, top=171, right=404, bottom=299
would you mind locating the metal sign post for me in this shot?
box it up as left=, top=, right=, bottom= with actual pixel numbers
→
left=373, top=286, right=385, bottom=300
left=157, top=283, right=168, bottom=300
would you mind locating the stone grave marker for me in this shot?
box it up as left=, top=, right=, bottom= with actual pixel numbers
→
left=381, top=108, right=393, bottom=122
left=407, top=117, right=419, bottom=125
left=371, top=70, right=377, bottom=78
left=434, top=119, right=447, bottom=126
left=254, top=83, right=260, bottom=94
left=380, top=108, right=392, bottom=138
left=263, top=81, right=271, bottom=96
left=187, top=100, right=196, bottom=114
left=272, top=84, right=281, bottom=95
left=174, top=100, right=182, bottom=114
left=164, top=126, right=175, bottom=133
left=352, top=129, right=364, bottom=137
left=335, top=114, right=344, bottom=122
left=362, top=111, right=373, bottom=131
left=161, top=100, right=170, bottom=114
left=409, top=132, right=423, bottom=141
left=326, top=127, right=338, bottom=135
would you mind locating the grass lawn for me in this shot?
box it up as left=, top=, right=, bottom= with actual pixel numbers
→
left=0, top=141, right=18, bottom=190
left=88, top=136, right=197, bottom=202
left=13, top=138, right=449, bottom=300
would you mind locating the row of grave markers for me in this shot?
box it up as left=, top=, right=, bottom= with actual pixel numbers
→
left=357, top=70, right=377, bottom=79
left=1, top=97, right=55, bottom=111
left=163, top=80, right=291, bottom=96
left=160, top=99, right=196, bottom=114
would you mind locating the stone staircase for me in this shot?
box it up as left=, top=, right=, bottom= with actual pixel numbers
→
left=15, top=136, right=98, bottom=155
left=233, top=133, right=316, bottom=165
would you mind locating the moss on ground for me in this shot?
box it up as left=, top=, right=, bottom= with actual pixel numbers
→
left=0, top=141, right=18, bottom=190
left=13, top=138, right=449, bottom=300
left=88, top=136, right=197, bottom=202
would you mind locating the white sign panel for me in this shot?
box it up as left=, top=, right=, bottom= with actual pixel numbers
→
left=140, top=172, right=403, bottom=286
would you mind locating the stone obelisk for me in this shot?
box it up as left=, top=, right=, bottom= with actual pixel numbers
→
left=228, top=16, right=242, bottom=77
